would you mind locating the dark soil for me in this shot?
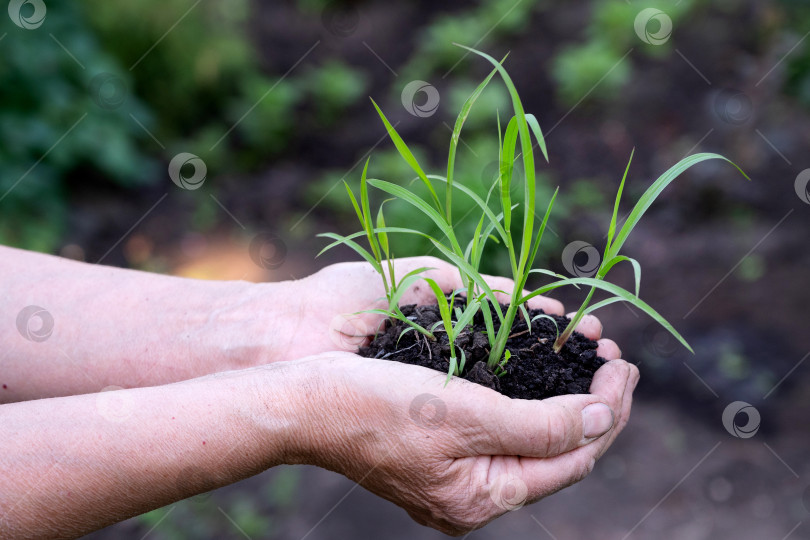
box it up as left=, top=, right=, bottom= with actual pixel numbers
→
left=359, top=301, right=606, bottom=400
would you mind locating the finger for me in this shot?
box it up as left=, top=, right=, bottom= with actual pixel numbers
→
left=393, top=257, right=566, bottom=316
left=395, top=257, right=462, bottom=305
left=326, top=305, right=387, bottom=351
left=586, top=359, right=634, bottom=457
left=566, top=312, right=602, bottom=340
left=588, top=359, right=631, bottom=412
left=519, top=361, right=634, bottom=498
left=459, top=392, right=615, bottom=458
left=596, top=338, right=622, bottom=360
left=481, top=273, right=565, bottom=315
left=595, top=361, right=639, bottom=459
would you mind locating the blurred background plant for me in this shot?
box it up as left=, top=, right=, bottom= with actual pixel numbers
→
left=4, top=0, right=810, bottom=538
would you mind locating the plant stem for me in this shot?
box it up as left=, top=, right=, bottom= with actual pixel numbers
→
left=553, top=287, right=595, bottom=352
left=487, top=296, right=519, bottom=367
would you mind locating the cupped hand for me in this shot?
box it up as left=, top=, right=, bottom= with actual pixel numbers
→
left=286, top=352, right=639, bottom=535
left=282, top=256, right=621, bottom=360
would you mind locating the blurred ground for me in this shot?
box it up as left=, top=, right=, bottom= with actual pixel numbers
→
left=3, top=0, right=810, bottom=538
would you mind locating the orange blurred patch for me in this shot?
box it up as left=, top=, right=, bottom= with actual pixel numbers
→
left=170, top=237, right=267, bottom=282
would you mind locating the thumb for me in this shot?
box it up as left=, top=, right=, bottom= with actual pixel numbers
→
left=463, top=394, right=615, bottom=458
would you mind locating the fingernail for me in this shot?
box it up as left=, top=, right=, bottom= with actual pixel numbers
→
left=582, top=403, right=614, bottom=439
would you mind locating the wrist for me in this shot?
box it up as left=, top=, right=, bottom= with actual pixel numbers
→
left=244, top=356, right=323, bottom=465
left=201, top=278, right=304, bottom=370
left=261, top=354, right=359, bottom=468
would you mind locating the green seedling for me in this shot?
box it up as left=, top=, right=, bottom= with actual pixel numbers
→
left=320, top=45, right=748, bottom=382
left=423, top=279, right=481, bottom=384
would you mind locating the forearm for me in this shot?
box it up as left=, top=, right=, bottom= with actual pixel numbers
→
left=0, top=246, right=302, bottom=401
left=0, top=362, right=300, bottom=540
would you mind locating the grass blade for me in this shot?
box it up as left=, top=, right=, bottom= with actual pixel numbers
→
left=428, top=239, right=505, bottom=320
left=525, top=113, right=549, bottom=163
left=344, top=180, right=364, bottom=228
left=370, top=98, right=443, bottom=212
left=521, top=277, right=693, bottom=353
left=387, top=267, right=434, bottom=310
left=531, top=314, right=559, bottom=339
left=447, top=58, right=504, bottom=222
left=454, top=44, right=538, bottom=286
left=454, top=300, right=481, bottom=333
left=479, top=297, right=496, bottom=347
left=519, top=304, right=532, bottom=333
left=607, top=153, right=749, bottom=261
left=500, top=116, right=519, bottom=233
left=317, top=232, right=383, bottom=274
left=428, top=174, right=509, bottom=245
left=600, top=255, right=641, bottom=296
left=367, top=178, right=463, bottom=253
left=361, top=308, right=434, bottom=338
left=521, top=187, right=558, bottom=291
left=605, top=149, right=633, bottom=256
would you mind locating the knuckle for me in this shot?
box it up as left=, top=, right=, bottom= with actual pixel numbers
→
left=575, top=457, right=597, bottom=483
left=421, top=255, right=446, bottom=268
left=542, top=408, right=571, bottom=455
left=548, top=298, right=565, bottom=313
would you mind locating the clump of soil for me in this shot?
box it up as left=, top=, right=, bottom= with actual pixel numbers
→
left=359, top=301, right=606, bottom=400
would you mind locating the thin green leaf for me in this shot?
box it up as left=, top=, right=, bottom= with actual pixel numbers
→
left=521, top=277, right=693, bottom=353
left=360, top=308, right=433, bottom=338
left=359, top=159, right=381, bottom=262
left=607, top=153, right=749, bottom=262
left=600, top=255, right=641, bottom=297
left=527, top=268, right=570, bottom=280
left=370, top=98, right=443, bottom=212
left=428, top=174, right=509, bottom=245
left=582, top=297, right=627, bottom=315
left=445, top=356, right=457, bottom=385
left=530, top=314, right=559, bottom=339
left=344, top=180, right=364, bottom=228
left=424, top=277, right=453, bottom=332
left=500, top=116, right=519, bottom=232
left=458, top=348, right=467, bottom=374
left=396, top=326, right=418, bottom=347
left=525, top=113, right=549, bottom=163
left=446, top=58, right=504, bottom=222
left=317, top=232, right=383, bottom=274
left=428, top=240, right=504, bottom=320
left=519, top=304, right=532, bottom=334
left=319, top=226, right=443, bottom=254
left=367, top=178, right=463, bottom=254
left=605, top=149, right=633, bottom=256
left=521, top=187, right=558, bottom=291
left=376, top=201, right=391, bottom=257
left=479, top=298, right=496, bottom=347
left=455, top=44, right=538, bottom=281
left=387, top=268, right=434, bottom=311
left=454, top=300, right=481, bottom=333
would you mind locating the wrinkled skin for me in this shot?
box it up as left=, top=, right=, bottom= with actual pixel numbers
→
left=283, top=256, right=623, bottom=359
left=273, top=256, right=635, bottom=535
left=286, top=351, right=638, bottom=536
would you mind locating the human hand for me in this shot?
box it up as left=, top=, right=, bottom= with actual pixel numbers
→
left=280, top=256, right=621, bottom=359
left=284, top=352, right=639, bottom=535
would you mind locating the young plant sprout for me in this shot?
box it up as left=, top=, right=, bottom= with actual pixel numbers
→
left=320, top=45, right=748, bottom=384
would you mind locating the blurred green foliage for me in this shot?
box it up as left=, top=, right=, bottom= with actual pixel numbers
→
left=135, top=468, right=299, bottom=540
left=0, top=3, right=156, bottom=251
left=779, top=0, right=810, bottom=107
left=552, top=0, right=695, bottom=105
left=2, top=0, right=370, bottom=252
left=306, top=0, right=562, bottom=277
left=81, top=0, right=297, bottom=170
